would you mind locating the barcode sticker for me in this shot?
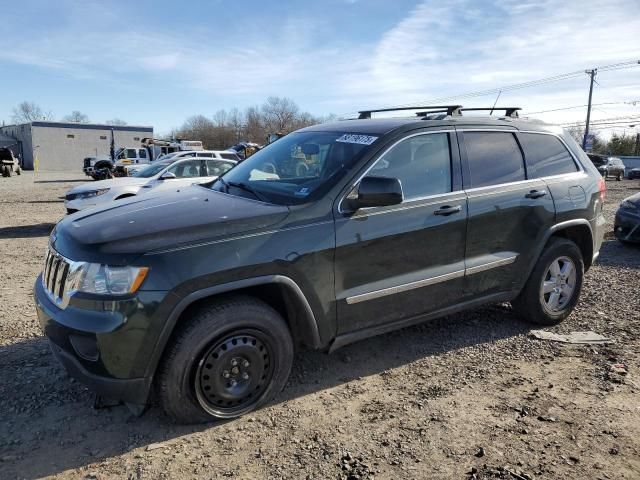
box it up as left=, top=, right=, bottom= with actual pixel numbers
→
left=336, top=134, right=378, bottom=145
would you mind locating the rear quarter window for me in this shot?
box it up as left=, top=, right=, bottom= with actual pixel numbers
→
left=464, top=132, right=525, bottom=188
left=519, top=133, right=578, bottom=178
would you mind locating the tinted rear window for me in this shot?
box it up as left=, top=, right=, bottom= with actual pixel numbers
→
left=519, top=133, right=577, bottom=178
left=221, top=153, right=239, bottom=160
left=464, top=132, right=525, bottom=188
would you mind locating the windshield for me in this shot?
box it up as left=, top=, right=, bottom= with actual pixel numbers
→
left=132, top=160, right=173, bottom=178
left=211, top=131, right=377, bottom=205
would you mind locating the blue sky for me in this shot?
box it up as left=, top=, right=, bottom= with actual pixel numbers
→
left=1, top=0, right=639, bottom=136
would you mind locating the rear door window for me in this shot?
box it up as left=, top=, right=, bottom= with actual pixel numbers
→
left=519, top=133, right=577, bottom=178
left=206, top=159, right=235, bottom=176
left=126, top=148, right=137, bottom=159
left=464, top=132, right=525, bottom=188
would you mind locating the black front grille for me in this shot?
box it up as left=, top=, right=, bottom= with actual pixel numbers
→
left=42, top=248, right=71, bottom=305
left=65, top=193, right=78, bottom=201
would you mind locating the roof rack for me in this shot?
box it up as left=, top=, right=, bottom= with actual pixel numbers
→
left=357, top=105, right=463, bottom=119
left=460, top=107, right=521, bottom=118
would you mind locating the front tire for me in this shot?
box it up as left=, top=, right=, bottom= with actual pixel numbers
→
left=512, top=238, right=584, bottom=325
left=157, top=296, right=294, bottom=423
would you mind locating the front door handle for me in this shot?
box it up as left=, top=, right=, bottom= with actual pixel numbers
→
left=434, top=205, right=463, bottom=216
left=525, top=189, right=547, bottom=199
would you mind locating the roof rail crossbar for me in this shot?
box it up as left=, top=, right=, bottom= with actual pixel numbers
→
left=460, top=107, right=521, bottom=118
left=357, top=105, right=463, bottom=119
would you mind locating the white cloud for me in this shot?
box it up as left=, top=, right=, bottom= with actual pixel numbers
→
left=1, top=0, right=639, bottom=134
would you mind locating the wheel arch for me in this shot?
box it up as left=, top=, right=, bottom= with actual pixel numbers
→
left=145, top=275, right=322, bottom=382
left=518, top=219, right=594, bottom=296
left=548, top=220, right=594, bottom=271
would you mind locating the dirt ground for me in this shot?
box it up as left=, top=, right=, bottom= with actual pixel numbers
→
left=1, top=171, right=639, bottom=480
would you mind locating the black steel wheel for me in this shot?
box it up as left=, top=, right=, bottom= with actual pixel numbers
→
left=157, top=296, right=294, bottom=423
left=194, top=330, right=276, bottom=418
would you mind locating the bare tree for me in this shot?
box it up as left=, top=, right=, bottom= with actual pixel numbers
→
left=11, top=101, right=53, bottom=123
left=565, top=123, right=605, bottom=154
left=261, top=96, right=300, bottom=133
left=228, top=108, right=244, bottom=144
left=106, top=118, right=127, bottom=126
left=177, top=115, right=217, bottom=149
left=63, top=111, right=90, bottom=123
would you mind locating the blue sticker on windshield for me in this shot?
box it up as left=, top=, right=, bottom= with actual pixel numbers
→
left=336, top=134, right=378, bottom=145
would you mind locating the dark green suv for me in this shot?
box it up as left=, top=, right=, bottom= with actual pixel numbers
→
left=35, top=106, right=607, bottom=423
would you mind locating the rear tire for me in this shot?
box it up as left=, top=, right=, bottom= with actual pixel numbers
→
left=15, top=166, right=21, bottom=175
left=157, top=296, right=294, bottom=423
left=617, top=173, right=622, bottom=181
left=512, top=237, right=584, bottom=326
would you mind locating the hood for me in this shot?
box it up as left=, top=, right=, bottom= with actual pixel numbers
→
left=53, top=185, right=289, bottom=259
left=69, top=177, right=147, bottom=193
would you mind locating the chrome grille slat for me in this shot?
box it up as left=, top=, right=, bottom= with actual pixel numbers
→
left=49, top=257, right=61, bottom=293
left=43, top=250, right=51, bottom=284
left=45, top=252, right=55, bottom=287
left=41, top=246, right=73, bottom=309
left=55, top=262, right=69, bottom=298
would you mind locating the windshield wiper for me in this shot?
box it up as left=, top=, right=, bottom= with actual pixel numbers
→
left=227, top=181, right=268, bottom=202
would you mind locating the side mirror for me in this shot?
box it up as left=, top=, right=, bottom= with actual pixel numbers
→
left=345, top=176, right=403, bottom=210
left=160, top=171, right=177, bottom=180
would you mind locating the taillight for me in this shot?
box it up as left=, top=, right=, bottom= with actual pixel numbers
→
left=598, top=178, right=606, bottom=203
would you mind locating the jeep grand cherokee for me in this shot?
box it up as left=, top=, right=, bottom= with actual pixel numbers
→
left=34, top=106, right=606, bottom=423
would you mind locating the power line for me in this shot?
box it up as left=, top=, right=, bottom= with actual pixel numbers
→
left=339, top=59, right=640, bottom=118
left=524, top=100, right=640, bottom=116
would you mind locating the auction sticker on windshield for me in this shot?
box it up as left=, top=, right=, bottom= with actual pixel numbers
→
left=335, top=134, right=378, bottom=145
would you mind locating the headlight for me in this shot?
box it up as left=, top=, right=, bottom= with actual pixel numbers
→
left=77, top=188, right=110, bottom=199
left=66, top=263, right=149, bottom=295
left=620, top=200, right=638, bottom=212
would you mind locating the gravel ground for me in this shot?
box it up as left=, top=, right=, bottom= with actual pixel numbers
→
left=1, top=172, right=639, bottom=480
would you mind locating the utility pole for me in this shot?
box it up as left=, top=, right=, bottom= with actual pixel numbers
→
left=635, top=132, right=640, bottom=156
left=582, top=68, right=597, bottom=150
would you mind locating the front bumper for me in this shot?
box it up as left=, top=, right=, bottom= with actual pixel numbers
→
left=34, top=275, right=172, bottom=405
left=614, top=208, right=640, bottom=243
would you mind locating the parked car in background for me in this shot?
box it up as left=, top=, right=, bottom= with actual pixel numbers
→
left=614, top=193, right=640, bottom=243
left=126, top=150, right=240, bottom=175
left=156, top=150, right=241, bottom=162
left=82, top=155, right=112, bottom=178
left=627, top=167, right=640, bottom=180
left=65, top=157, right=236, bottom=213
left=588, top=154, right=625, bottom=180
left=36, top=106, right=606, bottom=423
left=0, top=147, right=21, bottom=177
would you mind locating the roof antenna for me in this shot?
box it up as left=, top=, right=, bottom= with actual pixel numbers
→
left=489, top=90, right=502, bottom=115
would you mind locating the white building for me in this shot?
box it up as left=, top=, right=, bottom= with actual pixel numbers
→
left=0, top=121, right=153, bottom=171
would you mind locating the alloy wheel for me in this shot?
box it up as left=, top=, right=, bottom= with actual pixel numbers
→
left=540, top=256, right=577, bottom=314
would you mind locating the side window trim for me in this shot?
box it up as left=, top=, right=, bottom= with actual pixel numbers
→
left=337, top=130, right=460, bottom=214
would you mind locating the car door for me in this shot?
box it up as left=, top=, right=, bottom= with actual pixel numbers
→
left=459, top=129, right=555, bottom=298
left=333, top=130, right=468, bottom=334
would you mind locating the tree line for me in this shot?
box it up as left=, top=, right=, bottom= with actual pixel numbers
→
left=565, top=124, right=639, bottom=156
left=8, top=101, right=126, bottom=126
left=172, top=97, right=334, bottom=148
left=7, top=97, right=333, bottom=148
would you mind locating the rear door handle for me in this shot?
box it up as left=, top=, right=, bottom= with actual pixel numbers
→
left=434, top=205, right=463, bottom=216
left=525, top=189, right=547, bottom=199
